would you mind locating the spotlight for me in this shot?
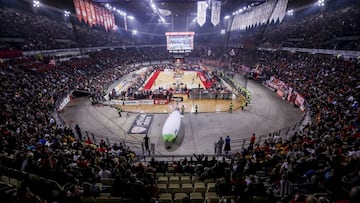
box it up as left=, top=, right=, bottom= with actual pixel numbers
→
left=33, top=0, right=40, bottom=8
left=287, top=10, right=293, bottom=16
left=64, top=10, right=70, bottom=17
left=317, top=0, right=325, bottom=7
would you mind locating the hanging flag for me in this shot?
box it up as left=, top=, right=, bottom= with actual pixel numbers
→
left=94, top=5, right=100, bottom=25
left=79, top=0, right=87, bottom=23
left=197, top=1, right=207, bottom=27
left=99, top=7, right=104, bottom=27
left=124, top=15, right=127, bottom=31
left=73, top=0, right=82, bottom=22
left=104, top=9, right=109, bottom=31
left=111, top=13, right=116, bottom=30
left=279, top=0, right=289, bottom=23
left=211, top=1, right=221, bottom=26
left=85, top=0, right=92, bottom=26
left=89, top=0, right=96, bottom=25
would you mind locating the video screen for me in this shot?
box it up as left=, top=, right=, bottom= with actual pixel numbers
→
left=165, top=32, right=195, bottom=53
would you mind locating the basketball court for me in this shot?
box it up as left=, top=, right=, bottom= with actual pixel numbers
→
left=120, top=70, right=244, bottom=113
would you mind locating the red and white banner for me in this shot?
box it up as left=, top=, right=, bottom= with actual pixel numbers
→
left=111, top=13, right=115, bottom=29
left=72, top=0, right=114, bottom=31
left=211, top=1, right=221, bottom=26
left=99, top=7, right=104, bottom=27
left=104, top=9, right=109, bottom=31
left=94, top=5, right=100, bottom=25
left=79, top=0, right=87, bottom=23
left=90, top=1, right=96, bottom=25
left=73, top=0, right=82, bottom=22
left=85, top=0, right=92, bottom=26
left=154, top=100, right=168, bottom=105
left=197, top=1, right=207, bottom=27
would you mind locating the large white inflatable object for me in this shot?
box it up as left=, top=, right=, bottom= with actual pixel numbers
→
left=162, top=110, right=181, bottom=142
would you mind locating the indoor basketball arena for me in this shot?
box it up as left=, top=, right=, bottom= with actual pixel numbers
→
left=0, top=0, right=359, bottom=203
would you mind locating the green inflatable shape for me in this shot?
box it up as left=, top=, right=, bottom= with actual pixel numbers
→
left=162, top=134, right=176, bottom=142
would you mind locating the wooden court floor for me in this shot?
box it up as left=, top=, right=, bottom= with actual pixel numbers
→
left=120, top=71, right=245, bottom=113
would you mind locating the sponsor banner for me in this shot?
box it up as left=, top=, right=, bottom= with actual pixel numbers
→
left=295, top=94, right=305, bottom=107
left=123, top=100, right=139, bottom=105
left=172, top=96, right=183, bottom=102
left=57, top=94, right=71, bottom=111
left=267, top=76, right=287, bottom=91
left=276, top=89, right=284, bottom=98
left=138, top=100, right=154, bottom=105
left=154, top=100, right=169, bottom=105
left=287, top=87, right=293, bottom=101
left=128, top=114, right=154, bottom=134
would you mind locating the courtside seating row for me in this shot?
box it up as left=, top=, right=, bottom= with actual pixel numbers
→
left=158, top=182, right=216, bottom=195
left=157, top=175, right=217, bottom=185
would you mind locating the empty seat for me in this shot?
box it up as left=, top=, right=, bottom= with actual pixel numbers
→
left=203, top=179, right=214, bottom=185
left=168, top=183, right=181, bottom=197
left=190, top=192, right=204, bottom=203
left=193, top=183, right=206, bottom=194
left=169, top=176, right=180, bottom=184
left=0, top=175, right=10, bottom=184
left=190, top=192, right=203, bottom=199
left=174, top=193, right=188, bottom=203
left=181, top=183, right=193, bottom=195
left=158, top=183, right=168, bottom=193
left=158, top=176, right=169, bottom=185
left=180, top=176, right=191, bottom=184
left=205, top=192, right=218, bottom=198
left=159, top=193, right=173, bottom=203
left=206, top=183, right=216, bottom=192
left=9, top=178, right=20, bottom=188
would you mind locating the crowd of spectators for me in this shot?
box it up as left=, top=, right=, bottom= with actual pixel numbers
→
left=0, top=7, right=160, bottom=51
left=1, top=43, right=359, bottom=202
left=0, top=1, right=359, bottom=203
left=0, top=46, right=173, bottom=202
